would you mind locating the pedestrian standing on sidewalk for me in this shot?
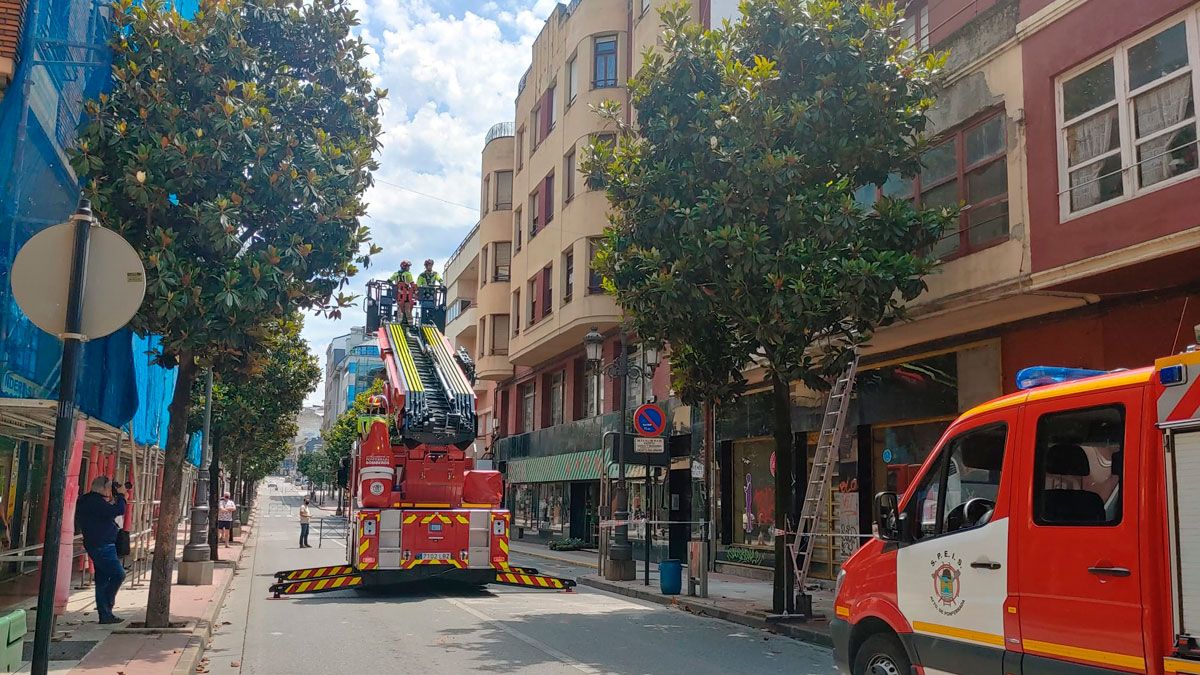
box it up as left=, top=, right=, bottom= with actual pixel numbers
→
left=299, top=499, right=311, bottom=548
left=218, top=492, right=236, bottom=546
left=74, top=476, right=127, bottom=625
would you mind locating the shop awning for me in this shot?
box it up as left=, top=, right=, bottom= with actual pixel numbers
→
left=506, top=448, right=605, bottom=484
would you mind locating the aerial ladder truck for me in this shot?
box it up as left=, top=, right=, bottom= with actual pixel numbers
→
left=270, top=280, right=574, bottom=596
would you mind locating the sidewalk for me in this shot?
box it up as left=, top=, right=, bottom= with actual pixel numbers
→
left=7, top=513, right=255, bottom=674
left=510, top=539, right=833, bottom=648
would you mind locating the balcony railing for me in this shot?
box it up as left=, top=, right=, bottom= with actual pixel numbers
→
left=445, top=223, right=480, bottom=272
left=485, top=121, right=514, bottom=145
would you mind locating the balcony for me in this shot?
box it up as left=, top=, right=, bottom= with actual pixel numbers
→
left=477, top=352, right=513, bottom=381
left=497, top=412, right=620, bottom=462
left=444, top=298, right=477, bottom=340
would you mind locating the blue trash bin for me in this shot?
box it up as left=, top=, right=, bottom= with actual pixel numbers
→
left=659, top=559, right=682, bottom=595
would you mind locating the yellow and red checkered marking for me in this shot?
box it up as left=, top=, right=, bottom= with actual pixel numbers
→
left=493, top=571, right=574, bottom=590
left=275, top=565, right=354, bottom=581
left=275, top=574, right=362, bottom=595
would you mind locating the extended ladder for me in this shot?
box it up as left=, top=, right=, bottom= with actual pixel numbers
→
left=789, top=353, right=859, bottom=613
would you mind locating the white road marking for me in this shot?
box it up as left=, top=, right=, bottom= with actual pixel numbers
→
left=441, top=595, right=601, bottom=674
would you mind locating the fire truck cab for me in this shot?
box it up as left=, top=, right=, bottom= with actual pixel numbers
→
left=833, top=347, right=1200, bottom=674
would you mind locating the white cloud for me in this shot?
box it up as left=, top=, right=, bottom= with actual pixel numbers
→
left=302, top=0, right=547, bottom=406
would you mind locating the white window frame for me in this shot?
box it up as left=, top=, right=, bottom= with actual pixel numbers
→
left=1056, top=9, right=1200, bottom=221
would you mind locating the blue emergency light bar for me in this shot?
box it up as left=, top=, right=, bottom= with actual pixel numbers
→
left=1016, top=366, right=1107, bottom=390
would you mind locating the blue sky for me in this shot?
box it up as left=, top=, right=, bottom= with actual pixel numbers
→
left=301, top=0, right=560, bottom=404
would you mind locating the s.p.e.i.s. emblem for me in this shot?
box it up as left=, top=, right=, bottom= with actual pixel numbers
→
left=930, top=551, right=965, bottom=616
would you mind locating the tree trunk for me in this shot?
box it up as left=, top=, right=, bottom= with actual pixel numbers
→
left=208, top=437, right=220, bottom=562
left=770, top=372, right=794, bottom=614
left=145, top=352, right=197, bottom=628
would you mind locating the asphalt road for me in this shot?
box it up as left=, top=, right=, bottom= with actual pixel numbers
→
left=207, top=484, right=835, bottom=674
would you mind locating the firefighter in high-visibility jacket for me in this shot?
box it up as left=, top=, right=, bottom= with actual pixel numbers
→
left=417, top=259, right=441, bottom=287
left=391, top=260, right=415, bottom=323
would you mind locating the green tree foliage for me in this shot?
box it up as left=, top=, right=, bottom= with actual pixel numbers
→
left=320, top=379, right=384, bottom=481
left=71, top=0, right=382, bottom=626
left=297, top=451, right=334, bottom=487
left=583, top=0, right=954, bottom=611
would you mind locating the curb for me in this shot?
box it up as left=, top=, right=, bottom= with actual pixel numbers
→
left=171, top=509, right=258, bottom=675
left=576, top=575, right=833, bottom=648
left=509, top=545, right=599, bottom=570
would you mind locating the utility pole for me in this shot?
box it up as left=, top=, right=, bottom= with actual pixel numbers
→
left=30, top=201, right=92, bottom=675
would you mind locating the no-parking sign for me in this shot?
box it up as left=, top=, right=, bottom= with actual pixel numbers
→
left=633, top=403, right=666, bottom=437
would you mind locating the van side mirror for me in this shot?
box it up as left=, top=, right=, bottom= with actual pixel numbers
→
left=874, top=491, right=902, bottom=542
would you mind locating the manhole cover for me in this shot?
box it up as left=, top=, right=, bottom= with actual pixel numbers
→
left=22, top=639, right=98, bottom=661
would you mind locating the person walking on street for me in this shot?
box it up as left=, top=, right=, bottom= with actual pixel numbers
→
left=75, top=476, right=127, bottom=624
left=218, top=492, right=236, bottom=546
left=299, top=499, right=312, bottom=548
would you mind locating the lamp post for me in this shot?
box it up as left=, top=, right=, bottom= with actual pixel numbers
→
left=180, top=369, right=215, bottom=583
left=585, top=327, right=659, bottom=582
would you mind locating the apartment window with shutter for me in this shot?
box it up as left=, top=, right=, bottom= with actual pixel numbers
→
left=542, top=265, right=553, bottom=318
left=594, top=36, right=618, bottom=88
left=900, top=2, right=930, bottom=51
left=512, top=290, right=521, bottom=335
left=480, top=245, right=488, bottom=287
left=529, top=191, right=540, bottom=239
left=544, top=173, right=555, bottom=224
left=563, top=250, right=574, bottom=303
left=492, top=315, right=510, bottom=354
left=565, top=150, right=576, bottom=201
left=527, top=277, right=538, bottom=326
left=567, top=57, right=578, bottom=104
left=516, top=128, right=525, bottom=169
left=549, top=84, right=558, bottom=130
left=493, top=242, right=512, bottom=282
left=550, top=371, right=564, bottom=426
left=521, top=382, right=536, bottom=433
left=482, top=175, right=490, bottom=216
left=495, top=171, right=513, bottom=210
left=514, top=207, right=522, bottom=251
left=586, top=237, right=603, bottom=293
left=1056, top=12, right=1200, bottom=218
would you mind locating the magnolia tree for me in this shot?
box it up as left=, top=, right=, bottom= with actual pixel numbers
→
left=584, top=0, right=954, bottom=612
left=71, top=0, right=382, bottom=626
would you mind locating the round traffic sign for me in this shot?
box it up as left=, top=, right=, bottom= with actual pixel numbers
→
left=11, top=221, right=145, bottom=340
left=633, top=403, right=666, bottom=437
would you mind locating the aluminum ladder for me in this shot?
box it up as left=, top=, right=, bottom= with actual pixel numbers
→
left=789, top=352, right=859, bottom=614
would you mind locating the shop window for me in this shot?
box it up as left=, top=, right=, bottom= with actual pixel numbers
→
left=539, top=482, right=566, bottom=532
left=732, top=437, right=776, bottom=548
left=1057, top=12, right=1200, bottom=217
left=1033, top=406, right=1124, bottom=526
left=514, top=483, right=537, bottom=529
left=908, top=423, right=1007, bottom=541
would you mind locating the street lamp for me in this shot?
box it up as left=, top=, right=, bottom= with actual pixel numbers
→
left=584, top=327, right=657, bottom=582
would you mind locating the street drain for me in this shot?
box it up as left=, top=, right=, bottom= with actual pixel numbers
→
left=22, top=639, right=98, bottom=661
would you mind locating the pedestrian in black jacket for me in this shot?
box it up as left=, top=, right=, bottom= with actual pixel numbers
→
left=75, top=476, right=126, bottom=624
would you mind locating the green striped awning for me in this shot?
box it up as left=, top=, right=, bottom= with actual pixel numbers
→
left=506, top=448, right=605, bottom=484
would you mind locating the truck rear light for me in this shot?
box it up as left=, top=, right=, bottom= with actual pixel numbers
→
left=402, top=550, right=412, bottom=560
left=460, top=549, right=468, bottom=561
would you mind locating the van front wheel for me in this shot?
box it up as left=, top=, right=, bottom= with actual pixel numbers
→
left=852, top=632, right=911, bottom=675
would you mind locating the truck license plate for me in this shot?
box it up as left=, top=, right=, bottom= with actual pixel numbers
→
left=417, top=552, right=451, bottom=560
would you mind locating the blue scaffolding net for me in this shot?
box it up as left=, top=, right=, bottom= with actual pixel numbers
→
left=0, top=0, right=197, bottom=465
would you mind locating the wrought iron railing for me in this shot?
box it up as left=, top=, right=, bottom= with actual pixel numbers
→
left=485, top=121, right=515, bottom=144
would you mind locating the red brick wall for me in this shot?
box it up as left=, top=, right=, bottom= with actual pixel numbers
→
left=0, top=0, right=24, bottom=82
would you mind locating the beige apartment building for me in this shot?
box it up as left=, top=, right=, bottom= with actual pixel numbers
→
left=444, top=0, right=1200, bottom=581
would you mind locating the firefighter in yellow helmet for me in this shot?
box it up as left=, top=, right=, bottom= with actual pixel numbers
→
left=390, top=260, right=414, bottom=284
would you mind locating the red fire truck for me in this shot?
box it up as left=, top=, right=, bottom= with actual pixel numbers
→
left=833, top=344, right=1200, bottom=674
left=270, top=281, right=573, bottom=596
